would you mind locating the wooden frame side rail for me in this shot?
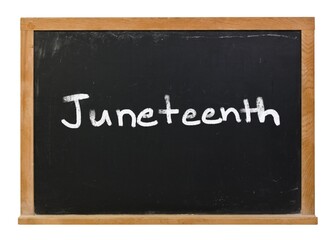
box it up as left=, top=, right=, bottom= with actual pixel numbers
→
left=19, top=17, right=316, bottom=224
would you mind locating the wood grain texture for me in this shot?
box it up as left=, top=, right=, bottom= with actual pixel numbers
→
left=20, top=30, right=34, bottom=215
left=301, top=30, right=315, bottom=215
left=18, top=214, right=317, bottom=225
left=19, top=17, right=316, bottom=224
left=20, top=17, right=314, bottom=31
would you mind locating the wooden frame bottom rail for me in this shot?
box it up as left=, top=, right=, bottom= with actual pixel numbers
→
left=19, top=214, right=317, bottom=224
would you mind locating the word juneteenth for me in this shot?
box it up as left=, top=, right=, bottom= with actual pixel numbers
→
left=61, top=93, right=280, bottom=129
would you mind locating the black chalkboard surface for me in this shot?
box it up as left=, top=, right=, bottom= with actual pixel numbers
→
left=34, top=30, right=301, bottom=214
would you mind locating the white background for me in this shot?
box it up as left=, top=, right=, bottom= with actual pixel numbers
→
left=0, top=0, right=332, bottom=239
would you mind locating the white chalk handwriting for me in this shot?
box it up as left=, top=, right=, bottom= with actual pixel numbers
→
left=61, top=94, right=280, bottom=129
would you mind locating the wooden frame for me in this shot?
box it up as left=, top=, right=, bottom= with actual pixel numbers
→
left=19, top=17, right=316, bottom=224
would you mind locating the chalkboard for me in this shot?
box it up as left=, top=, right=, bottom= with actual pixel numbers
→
left=33, top=30, right=301, bottom=214
left=20, top=18, right=316, bottom=224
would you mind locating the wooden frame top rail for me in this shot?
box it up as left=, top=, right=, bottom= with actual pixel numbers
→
left=21, top=17, right=315, bottom=31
